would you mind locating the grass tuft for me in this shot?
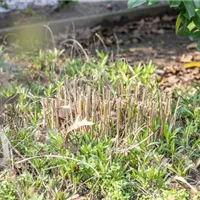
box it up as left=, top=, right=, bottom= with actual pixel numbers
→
left=0, top=48, right=200, bottom=199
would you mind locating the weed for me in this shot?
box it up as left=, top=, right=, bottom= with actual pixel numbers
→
left=0, top=48, right=200, bottom=199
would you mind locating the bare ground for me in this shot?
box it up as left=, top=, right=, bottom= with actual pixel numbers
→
left=55, top=14, right=200, bottom=92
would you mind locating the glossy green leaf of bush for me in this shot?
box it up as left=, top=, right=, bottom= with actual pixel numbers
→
left=194, top=0, right=200, bottom=8
left=193, top=14, right=200, bottom=28
left=187, top=21, right=196, bottom=32
left=196, top=9, right=200, bottom=18
left=189, top=30, right=200, bottom=41
left=128, top=0, right=146, bottom=8
left=169, top=0, right=181, bottom=7
left=177, top=26, right=190, bottom=36
left=147, top=0, right=158, bottom=6
left=183, top=0, right=195, bottom=18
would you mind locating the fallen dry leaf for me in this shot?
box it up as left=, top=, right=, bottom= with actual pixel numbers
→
left=167, top=75, right=179, bottom=84
left=159, top=77, right=167, bottom=86
left=193, top=53, right=200, bottom=61
left=187, top=43, right=197, bottom=50
left=174, top=176, right=198, bottom=194
left=180, top=54, right=193, bottom=63
left=162, top=15, right=176, bottom=22
left=180, top=75, right=191, bottom=82
left=155, top=69, right=165, bottom=75
left=67, top=116, right=94, bottom=134
left=184, top=62, right=200, bottom=69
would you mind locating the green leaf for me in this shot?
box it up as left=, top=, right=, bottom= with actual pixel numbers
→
left=183, top=11, right=190, bottom=19
left=176, top=13, right=181, bottom=34
left=193, top=14, right=200, bottom=28
left=147, top=0, right=158, bottom=6
left=128, top=0, right=146, bottom=8
left=183, top=0, right=196, bottom=18
left=189, top=30, right=200, bottom=41
left=196, top=9, right=200, bottom=18
left=180, top=11, right=191, bottom=25
left=193, top=0, right=200, bottom=8
left=169, top=0, right=181, bottom=7
left=187, top=21, right=196, bottom=31
left=197, top=40, right=200, bottom=51
left=177, top=26, right=190, bottom=36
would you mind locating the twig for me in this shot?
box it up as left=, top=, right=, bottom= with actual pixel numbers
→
left=43, top=24, right=56, bottom=49
left=59, top=39, right=89, bottom=61
left=95, top=33, right=107, bottom=52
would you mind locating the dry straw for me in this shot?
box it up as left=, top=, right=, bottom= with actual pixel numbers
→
left=40, top=77, right=175, bottom=141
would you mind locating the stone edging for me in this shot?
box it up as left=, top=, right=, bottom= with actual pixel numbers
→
left=0, top=3, right=177, bottom=37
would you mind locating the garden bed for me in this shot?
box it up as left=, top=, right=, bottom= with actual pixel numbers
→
left=0, top=2, right=200, bottom=199
left=0, top=44, right=200, bottom=199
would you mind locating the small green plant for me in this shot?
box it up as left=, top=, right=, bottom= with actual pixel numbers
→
left=64, top=51, right=156, bottom=87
